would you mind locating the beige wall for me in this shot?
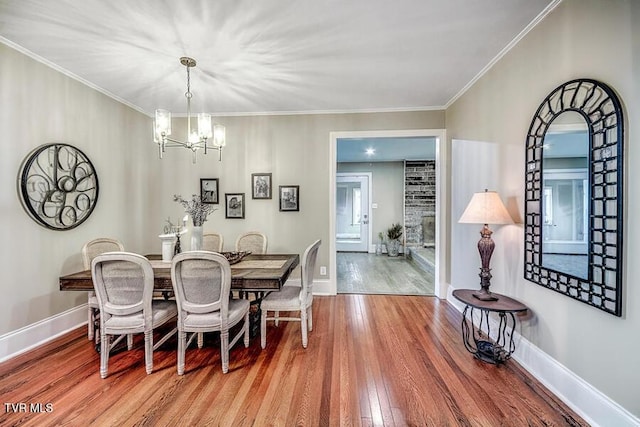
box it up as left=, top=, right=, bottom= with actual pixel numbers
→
left=446, top=0, right=639, bottom=416
left=0, top=40, right=445, bottom=336
left=0, top=42, right=154, bottom=336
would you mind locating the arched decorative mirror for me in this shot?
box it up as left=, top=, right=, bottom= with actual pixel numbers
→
left=524, top=79, right=624, bottom=316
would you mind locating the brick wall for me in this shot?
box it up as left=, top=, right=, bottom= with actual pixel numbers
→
left=404, top=160, right=436, bottom=247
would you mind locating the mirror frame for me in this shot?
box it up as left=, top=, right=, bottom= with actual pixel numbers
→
left=524, top=79, right=624, bottom=316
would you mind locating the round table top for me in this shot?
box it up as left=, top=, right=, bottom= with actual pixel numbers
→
left=452, top=289, right=528, bottom=313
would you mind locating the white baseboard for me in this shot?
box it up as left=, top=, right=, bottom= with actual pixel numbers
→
left=312, top=279, right=333, bottom=295
left=0, top=305, right=87, bottom=363
left=447, top=289, right=640, bottom=427
left=288, top=277, right=333, bottom=296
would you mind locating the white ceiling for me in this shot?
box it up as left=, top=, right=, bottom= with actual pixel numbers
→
left=0, top=0, right=555, bottom=116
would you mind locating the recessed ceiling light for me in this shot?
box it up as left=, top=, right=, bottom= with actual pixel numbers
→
left=366, top=148, right=376, bottom=156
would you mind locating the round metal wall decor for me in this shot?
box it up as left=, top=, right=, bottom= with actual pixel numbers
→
left=18, top=143, right=99, bottom=230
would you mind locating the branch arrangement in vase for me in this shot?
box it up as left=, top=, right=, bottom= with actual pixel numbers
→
left=174, top=194, right=217, bottom=226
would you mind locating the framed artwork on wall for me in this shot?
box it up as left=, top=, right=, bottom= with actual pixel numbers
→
left=251, top=173, right=272, bottom=199
left=279, top=185, right=299, bottom=211
left=225, top=193, right=245, bottom=218
left=200, top=178, right=219, bottom=204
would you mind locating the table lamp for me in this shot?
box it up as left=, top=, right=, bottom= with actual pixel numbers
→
left=459, top=189, right=513, bottom=301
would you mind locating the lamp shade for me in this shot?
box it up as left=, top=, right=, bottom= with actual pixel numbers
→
left=458, top=190, right=513, bottom=225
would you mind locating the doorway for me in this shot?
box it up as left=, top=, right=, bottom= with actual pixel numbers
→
left=336, top=173, right=371, bottom=252
left=328, top=129, right=447, bottom=298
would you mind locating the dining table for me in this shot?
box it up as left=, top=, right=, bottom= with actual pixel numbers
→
left=60, top=252, right=300, bottom=339
left=59, top=253, right=300, bottom=293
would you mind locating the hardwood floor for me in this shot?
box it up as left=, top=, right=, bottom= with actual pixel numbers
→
left=0, top=295, right=586, bottom=426
left=337, top=253, right=434, bottom=295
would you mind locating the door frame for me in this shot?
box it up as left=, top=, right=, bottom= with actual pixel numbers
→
left=336, top=172, right=373, bottom=253
left=328, top=128, right=448, bottom=298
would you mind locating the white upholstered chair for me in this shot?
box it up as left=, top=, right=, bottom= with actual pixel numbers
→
left=260, top=239, right=321, bottom=349
left=171, top=251, right=250, bottom=374
left=91, top=252, right=177, bottom=378
left=82, top=238, right=124, bottom=342
left=202, top=232, right=224, bottom=252
left=235, top=231, right=267, bottom=254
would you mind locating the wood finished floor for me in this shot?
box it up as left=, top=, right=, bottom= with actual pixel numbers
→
left=0, top=295, right=586, bottom=426
left=337, top=252, right=434, bottom=295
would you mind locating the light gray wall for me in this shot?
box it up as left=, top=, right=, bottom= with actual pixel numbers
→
left=446, top=0, right=640, bottom=416
left=0, top=42, right=155, bottom=336
left=0, top=40, right=445, bottom=335
left=337, top=162, right=404, bottom=243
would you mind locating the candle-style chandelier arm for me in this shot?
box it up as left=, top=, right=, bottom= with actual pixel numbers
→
left=152, top=57, right=226, bottom=163
left=156, top=133, right=224, bottom=160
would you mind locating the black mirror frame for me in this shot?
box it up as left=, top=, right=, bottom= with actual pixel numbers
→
left=524, top=79, right=624, bottom=316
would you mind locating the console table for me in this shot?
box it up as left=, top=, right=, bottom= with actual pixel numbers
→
left=452, top=289, right=528, bottom=364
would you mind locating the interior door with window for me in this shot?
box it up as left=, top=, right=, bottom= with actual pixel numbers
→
left=336, top=174, right=370, bottom=252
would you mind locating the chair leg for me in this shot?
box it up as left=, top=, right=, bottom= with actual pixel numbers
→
left=301, top=310, right=308, bottom=349
left=177, top=330, right=186, bottom=375
left=100, top=333, right=109, bottom=378
left=88, top=307, right=94, bottom=340
left=308, top=306, right=313, bottom=332
left=274, top=310, right=279, bottom=326
left=220, top=331, right=229, bottom=373
left=197, top=332, right=204, bottom=348
left=244, top=311, right=250, bottom=348
left=127, top=334, right=134, bottom=350
left=260, top=309, right=267, bottom=349
left=144, top=331, right=153, bottom=374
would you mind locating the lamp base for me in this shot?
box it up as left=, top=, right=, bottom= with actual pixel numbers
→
left=472, top=290, right=499, bottom=301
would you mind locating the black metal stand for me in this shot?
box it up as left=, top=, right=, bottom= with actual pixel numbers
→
left=453, top=289, right=528, bottom=365
left=460, top=306, right=516, bottom=364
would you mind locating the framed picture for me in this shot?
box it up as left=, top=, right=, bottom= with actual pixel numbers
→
left=279, top=185, right=299, bottom=212
left=225, top=193, right=245, bottom=219
left=200, top=178, right=219, bottom=204
left=251, top=173, right=272, bottom=199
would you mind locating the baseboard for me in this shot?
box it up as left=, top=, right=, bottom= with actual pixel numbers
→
left=447, top=290, right=640, bottom=427
left=0, top=305, right=87, bottom=363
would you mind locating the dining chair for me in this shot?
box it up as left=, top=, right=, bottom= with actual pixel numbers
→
left=260, top=239, right=321, bottom=349
left=171, top=251, right=250, bottom=374
left=235, top=231, right=268, bottom=254
left=202, top=232, right=224, bottom=252
left=91, top=252, right=177, bottom=378
left=82, top=238, right=124, bottom=342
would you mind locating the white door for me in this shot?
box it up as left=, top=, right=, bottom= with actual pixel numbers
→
left=336, top=174, right=370, bottom=252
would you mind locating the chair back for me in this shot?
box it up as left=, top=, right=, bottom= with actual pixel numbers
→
left=300, top=240, right=321, bottom=306
left=91, top=252, right=154, bottom=320
left=235, top=231, right=267, bottom=254
left=202, top=232, right=224, bottom=252
left=82, top=238, right=125, bottom=270
left=171, top=251, right=232, bottom=320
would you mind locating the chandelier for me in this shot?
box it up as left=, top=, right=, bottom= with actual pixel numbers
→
left=153, top=57, right=226, bottom=163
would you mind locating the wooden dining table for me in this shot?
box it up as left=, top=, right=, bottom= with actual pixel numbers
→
left=60, top=253, right=300, bottom=340
left=59, top=253, right=300, bottom=293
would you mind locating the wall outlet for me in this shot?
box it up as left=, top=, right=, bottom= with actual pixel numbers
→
left=320, top=266, right=327, bottom=276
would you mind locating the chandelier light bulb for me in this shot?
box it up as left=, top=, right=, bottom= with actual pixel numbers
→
left=213, top=124, right=226, bottom=148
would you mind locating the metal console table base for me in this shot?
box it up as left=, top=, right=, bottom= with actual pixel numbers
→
left=453, top=289, right=528, bottom=365
left=460, top=306, right=517, bottom=364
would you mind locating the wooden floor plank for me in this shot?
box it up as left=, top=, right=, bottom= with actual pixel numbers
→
left=0, top=295, right=587, bottom=426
